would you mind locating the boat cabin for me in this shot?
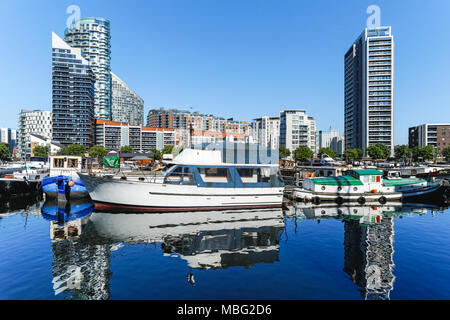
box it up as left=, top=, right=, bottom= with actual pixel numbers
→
left=49, top=155, right=92, bottom=177
left=163, top=164, right=284, bottom=188
left=345, top=169, right=384, bottom=192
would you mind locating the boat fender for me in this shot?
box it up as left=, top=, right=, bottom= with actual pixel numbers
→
left=357, top=196, right=366, bottom=205
left=378, top=196, right=387, bottom=204
left=312, top=197, right=321, bottom=205
left=336, top=196, right=344, bottom=205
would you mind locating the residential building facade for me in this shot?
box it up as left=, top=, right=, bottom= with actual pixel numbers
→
left=111, top=72, right=144, bottom=126
left=17, top=109, right=52, bottom=159
left=279, top=109, right=317, bottom=155
left=95, top=119, right=179, bottom=152
left=52, top=32, right=96, bottom=149
left=250, top=116, right=280, bottom=150
left=409, top=123, right=450, bottom=154
left=64, top=17, right=112, bottom=120
left=345, top=26, right=394, bottom=155
left=0, top=128, right=17, bottom=154
left=318, top=127, right=345, bottom=156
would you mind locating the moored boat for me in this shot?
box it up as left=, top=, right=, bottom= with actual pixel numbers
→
left=78, top=148, right=285, bottom=212
left=292, top=169, right=441, bottom=205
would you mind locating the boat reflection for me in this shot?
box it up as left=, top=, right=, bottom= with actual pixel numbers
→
left=0, top=193, right=43, bottom=217
left=41, top=199, right=448, bottom=300
left=285, top=201, right=448, bottom=300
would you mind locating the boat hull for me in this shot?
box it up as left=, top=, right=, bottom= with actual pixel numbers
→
left=292, top=188, right=402, bottom=203
left=0, top=179, right=41, bottom=198
left=78, top=173, right=284, bottom=213
left=41, top=176, right=89, bottom=200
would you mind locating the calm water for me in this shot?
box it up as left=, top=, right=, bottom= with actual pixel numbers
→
left=0, top=195, right=449, bottom=300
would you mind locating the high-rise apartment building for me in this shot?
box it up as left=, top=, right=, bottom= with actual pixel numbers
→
left=110, top=72, right=144, bottom=126
left=64, top=17, right=112, bottom=120
left=52, top=32, right=96, bottom=149
left=17, top=109, right=52, bottom=159
left=318, top=127, right=345, bottom=156
left=409, top=123, right=450, bottom=154
left=344, top=26, right=394, bottom=156
left=279, top=110, right=317, bottom=155
left=250, top=116, right=280, bottom=150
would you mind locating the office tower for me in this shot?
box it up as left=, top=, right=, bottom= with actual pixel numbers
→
left=0, top=128, right=16, bottom=154
left=17, top=109, right=52, bottom=159
left=318, top=127, right=345, bottom=156
left=251, top=116, right=280, bottom=150
left=409, top=123, right=450, bottom=154
left=64, top=17, right=112, bottom=120
left=110, top=72, right=144, bottom=126
left=279, top=109, right=317, bottom=155
left=344, top=26, right=394, bottom=156
left=52, top=32, right=95, bottom=149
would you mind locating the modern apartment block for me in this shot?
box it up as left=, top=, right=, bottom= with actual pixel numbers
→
left=344, top=26, right=394, bottom=155
left=111, top=72, right=144, bottom=126
left=409, top=123, right=450, bottom=154
left=0, top=128, right=17, bottom=154
left=64, top=17, right=112, bottom=120
left=17, top=109, right=52, bottom=159
left=52, top=32, right=96, bottom=149
left=250, top=116, right=280, bottom=150
left=279, top=110, right=317, bottom=155
left=147, top=108, right=249, bottom=146
left=95, top=119, right=178, bottom=152
left=318, top=128, right=345, bottom=156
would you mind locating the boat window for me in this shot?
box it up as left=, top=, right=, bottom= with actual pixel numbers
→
left=53, top=158, right=65, bottom=168
left=199, top=167, right=230, bottom=183
left=237, top=168, right=258, bottom=183
left=205, top=168, right=228, bottom=177
left=258, top=168, right=271, bottom=183
left=165, top=166, right=183, bottom=184
left=68, top=159, right=78, bottom=168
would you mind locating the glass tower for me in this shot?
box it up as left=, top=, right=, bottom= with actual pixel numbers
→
left=52, top=32, right=95, bottom=148
left=344, top=26, right=394, bottom=155
left=64, top=17, right=112, bottom=120
left=110, top=72, right=144, bottom=126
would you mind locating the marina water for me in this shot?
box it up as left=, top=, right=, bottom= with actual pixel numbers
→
left=1, top=197, right=449, bottom=300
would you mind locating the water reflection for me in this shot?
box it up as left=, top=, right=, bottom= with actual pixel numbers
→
left=38, top=198, right=448, bottom=300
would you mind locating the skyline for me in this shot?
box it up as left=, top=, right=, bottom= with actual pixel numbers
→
left=1, top=0, right=450, bottom=145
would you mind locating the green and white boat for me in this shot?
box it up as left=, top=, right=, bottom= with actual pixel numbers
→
left=293, top=169, right=440, bottom=205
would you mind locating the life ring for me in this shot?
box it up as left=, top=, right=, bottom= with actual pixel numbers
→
left=357, top=196, right=366, bottom=205
left=312, top=196, right=321, bottom=205
left=378, top=196, right=387, bottom=204
left=336, top=196, right=344, bottom=205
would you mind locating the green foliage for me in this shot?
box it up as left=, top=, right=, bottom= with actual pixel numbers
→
left=120, top=145, right=134, bottom=153
left=318, top=147, right=337, bottom=159
left=279, top=146, right=291, bottom=159
left=151, top=148, right=162, bottom=160
left=412, top=145, right=437, bottom=161
left=395, top=145, right=412, bottom=160
left=367, top=143, right=391, bottom=160
left=442, top=146, right=450, bottom=162
left=344, top=149, right=359, bottom=160
left=57, top=144, right=86, bottom=156
left=89, top=145, right=108, bottom=159
left=0, top=144, right=9, bottom=161
left=161, top=145, right=174, bottom=155
left=33, top=145, right=49, bottom=158
left=294, top=146, right=314, bottom=162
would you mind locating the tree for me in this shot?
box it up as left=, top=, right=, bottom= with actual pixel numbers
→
left=442, top=146, right=450, bottom=162
left=356, top=148, right=363, bottom=159
left=120, top=145, right=134, bottom=153
left=0, top=144, right=9, bottom=161
left=279, top=146, right=291, bottom=159
left=344, top=149, right=359, bottom=160
left=57, top=144, right=86, bottom=156
left=294, top=146, right=314, bottom=162
left=395, top=145, right=412, bottom=160
left=33, top=145, right=49, bottom=158
left=89, top=145, right=108, bottom=159
left=161, top=145, right=174, bottom=155
left=422, top=145, right=436, bottom=161
left=150, top=148, right=162, bottom=160
left=367, top=143, right=390, bottom=160
left=318, top=147, right=337, bottom=159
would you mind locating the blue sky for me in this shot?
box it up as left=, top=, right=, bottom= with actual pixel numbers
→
left=0, top=0, right=449, bottom=145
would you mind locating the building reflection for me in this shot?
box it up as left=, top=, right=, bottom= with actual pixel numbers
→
left=286, top=201, right=446, bottom=300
